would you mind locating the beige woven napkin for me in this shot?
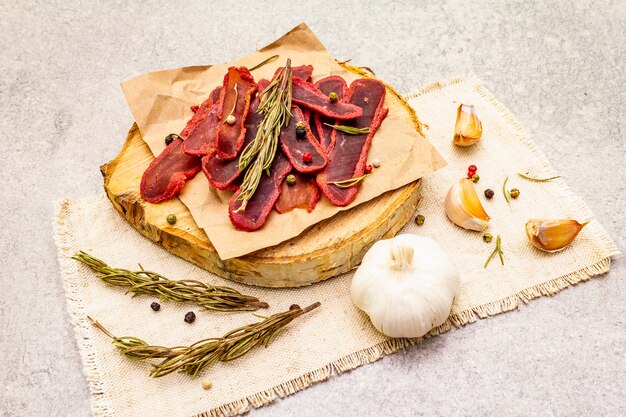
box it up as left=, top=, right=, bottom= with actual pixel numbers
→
left=54, top=78, right=620, bottom=417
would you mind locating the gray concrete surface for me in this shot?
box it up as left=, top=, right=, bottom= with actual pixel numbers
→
left=1, top=1, right=625, bottom=416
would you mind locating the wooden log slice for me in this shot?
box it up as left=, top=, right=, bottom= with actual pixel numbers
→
left=101, top=124, right=421, bottom=287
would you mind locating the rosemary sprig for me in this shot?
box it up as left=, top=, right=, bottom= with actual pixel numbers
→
left=517, top=172, right=560, bottom=182
left=236, top=59, right=293, bottom=211
left=328, top=173, right=371, bottom=188
left=484, top=235, right=504, bottom=268
left=502, top=176, right=511, bottom=205
left=323, top=123, right=370, bottom=135
left=72, top=251, right=269, bottom=311
left=89, top=302, right=321, bottom=378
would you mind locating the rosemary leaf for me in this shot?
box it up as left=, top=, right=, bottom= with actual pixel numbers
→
left=89, top=302, right=321, bottom=378
left=323, top=123, right=370, bottom=135
left=328, top=173, right=371, bottom=189
left=73, top=251, right=269, bottom=311
left=484, top=234, right=504, bottom=268
left=502, top=177, right=511, bottom=205
left=517, top=172, right=560, bottom=182
left=249, top=54, right=279, bottom=71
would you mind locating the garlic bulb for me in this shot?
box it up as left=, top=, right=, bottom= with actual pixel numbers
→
left=351, top=234, right=460, bottom=338
left=445, top=178, right=490, bottom=231
left=453, top=104, right=482, bottom=146
left=525, top=219, right=588, bottom=252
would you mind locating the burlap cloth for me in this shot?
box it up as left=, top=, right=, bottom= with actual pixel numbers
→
left=54, top=77, right=620, bottom=417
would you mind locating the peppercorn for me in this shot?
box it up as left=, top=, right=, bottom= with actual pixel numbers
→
left=510, top=188, right=520, bottom=199
left=468, top=165, right=477, bottom=172
left=482, top=233, right=493, bottom=243
left=184, top=311, right=196, bottom=323
left=289, top=304, right=300, bottom=311
left=467, top=171, right=475, bottom=179
left=364, top=165, right=373, bottom=174
left=328, top=91, right=338, bottom=102
left=224, top=115, right=236, bottom=125
left=415, top=214, right=425, bottom=226
left=472, top=174, right=480, bottom=183
left=372, top=158, right=381, bottom=168
left=164, top=133, right=178, bottom=146
left=166, top=214, right=177, bottom=225
left=295, top=121, right=307, bottom=138
left=286, top=174, right=296, bottom=185
left=302, top=152, right=313, bottom=163
left=150, top=302, right=161, bottom=312
left=484, top=188, right=495, bottom=199
left=201, top=379, right=213, bottom=390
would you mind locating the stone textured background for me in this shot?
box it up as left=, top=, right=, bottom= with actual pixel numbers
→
left=1, top=1, right=624, bottom=416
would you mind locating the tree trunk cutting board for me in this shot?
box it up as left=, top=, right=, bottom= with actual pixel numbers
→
left=103, top=108, right=422, bottom=288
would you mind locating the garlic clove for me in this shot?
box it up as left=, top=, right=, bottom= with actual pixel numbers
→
left=525, top=219, right=588, bottom=252
left=445, top=178, right=490, bottom=231
left=453, top=104, right=482, bottom=147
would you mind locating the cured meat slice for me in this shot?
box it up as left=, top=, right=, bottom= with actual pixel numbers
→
left=229, top=152, right=292, bottom=231
left=183, top=104, right=219, bottom=156
left=180, top=87, right=221, bottom=139
left=141, top=87, right=223, bottom=203
left=202, top=97, right=262, bottom=190
left=317, top=79, right=388, bottom=206
left=291, top=78, right=362, bottom=120
left=140, top=138, right=201, bottom=204
left=280, top=106, right=327, bottom=173
left=215, top=67, right=257, bottom=160
left=275, top=173, right=321, bottom=214
left=313, top=76, right=348, bottom=150
left=273, top=64, right=314, bottom=82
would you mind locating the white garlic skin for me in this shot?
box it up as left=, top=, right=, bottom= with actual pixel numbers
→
left=351, top=234, right=460, bottom=338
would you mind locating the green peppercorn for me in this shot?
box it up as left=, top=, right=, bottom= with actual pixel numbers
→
left=328, top=91, right=338, bottom=102
left=484, top=188, right=495, bottom=199
left=482, top=233, right=493, bottom=243
left=286, top=174, right=296, bottom=185
left=166, top=214, right=177, bottom=225
left=472, top=174, right=480, bottom=184
left=415, top=214, right=425, bottom=226
left=510, top=188, right=520, bottom=199
left=184, top=311, right=196, bottom=323
left=164, top=133, right=178, bottom=146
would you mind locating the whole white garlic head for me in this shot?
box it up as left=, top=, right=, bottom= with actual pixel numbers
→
left=351, top=234, right=460, bottom=338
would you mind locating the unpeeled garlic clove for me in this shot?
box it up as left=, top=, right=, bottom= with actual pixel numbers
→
left=453, top=104, right=483, bottom=146
left=445, top=178, right=490, bottom=231
left=525, top=219, right=588, bottom=252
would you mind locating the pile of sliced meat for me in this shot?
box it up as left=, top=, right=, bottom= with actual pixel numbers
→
left=140, top=64, right=388, bottom=232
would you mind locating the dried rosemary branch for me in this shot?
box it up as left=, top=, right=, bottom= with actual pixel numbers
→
left=72, top=251, right=268, bottom=312
left=517, top=172, right=560, bottom=182
left=323, top=123, right=370, bottom=135
left=89, top=302, right=321, bottom=378
left=236, top=58, right=293, bottom=211
left=502, top=176, right=511, bottom=205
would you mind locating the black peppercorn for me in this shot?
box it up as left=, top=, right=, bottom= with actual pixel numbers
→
left=295, top=121, right=307, bottom=138
left=289, top=304, right=300, bottom=311
left=164, top=133, right=178, bottom=146
left=484, top=189, right=494, bottom=199
left=184, top=311, right=196, bottom=323
left=150, top=302, right=161, bottom=311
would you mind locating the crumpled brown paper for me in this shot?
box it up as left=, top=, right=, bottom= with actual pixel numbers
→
left=121, top=23, right=445, bottom=259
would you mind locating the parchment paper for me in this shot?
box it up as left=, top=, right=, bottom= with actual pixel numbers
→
left=121, top=23, right=445, bottom=259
